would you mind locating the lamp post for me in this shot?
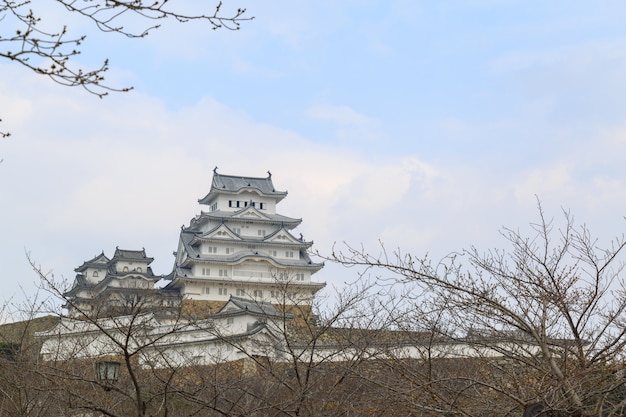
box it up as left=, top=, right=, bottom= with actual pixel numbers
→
left=96, top=360, right=120, bottom=390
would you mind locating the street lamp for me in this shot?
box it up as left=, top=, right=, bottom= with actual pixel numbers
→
left=96, top=360, right=120, bottom=390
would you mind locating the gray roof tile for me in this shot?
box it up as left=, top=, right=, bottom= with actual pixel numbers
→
left=198, top=170, right=287, bottom=204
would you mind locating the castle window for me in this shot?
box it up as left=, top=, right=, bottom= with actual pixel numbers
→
left=258, top=229, right=266, bottom=237
left=229, top=200, right=233, bottom=207
left=92, top=271, right=99, bottom=277
left=219, top=287, right=228, bottom=295
left=296, top=273, right=305, bottom=281
left=203, top=287, right=211, bottom=295
left=219, top=269, right=228, bottom=277
left=253, top=290, right=263, bottom=298
left=236, top=288, right=245, bottom=296
left=137, top=267, right=142, bottom=273
left=227, top=317, right=234, bottom=325
left=201, top=268, right=210, bottom=276
left=207, top=246, right=218, bottom=254
left=285, top=251, right=294, bottom=258
left=259, top=203, right=264, bottom=210
left=123, top=266, right=129, bottom=272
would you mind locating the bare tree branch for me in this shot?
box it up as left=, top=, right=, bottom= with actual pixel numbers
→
left=330, top=205, right=626, bottom=416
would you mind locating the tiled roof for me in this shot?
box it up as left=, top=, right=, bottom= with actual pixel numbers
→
left=177, top=229, right=323, bottom=270
left=75, top=248, right=154, bottom=274
left=217, top=296, right=290, bottom=319
left=212, top=171, right=286, bottom=196
left=74, top=252, right=110, bottom=272
left=198, top=210, right=301, bottom=226
left=198, top=170, right=287, bottom=204
left=113, top=247, right=153, bottom=262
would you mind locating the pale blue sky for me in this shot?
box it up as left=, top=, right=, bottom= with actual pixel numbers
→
left=2, top=1, right=626, bottom=308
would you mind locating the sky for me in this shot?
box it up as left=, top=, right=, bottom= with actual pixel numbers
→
left=2, top=1, right=626, bottom=311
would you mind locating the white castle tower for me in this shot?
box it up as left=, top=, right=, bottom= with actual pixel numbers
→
left=164, top=168, right=325, bottom=313
left=65, top=248, right=179, bottom=318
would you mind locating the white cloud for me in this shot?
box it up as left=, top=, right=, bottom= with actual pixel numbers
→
left=0, top=68, right=431, bottom=296
left=4, top=6, right=626, bottom=304
left=513, top=163, right=574, bottom=204
left=2, top=70, right=623, bottom=301
left=304, top=103, right=375, bottom=127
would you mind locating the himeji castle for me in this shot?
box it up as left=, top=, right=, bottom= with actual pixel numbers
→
left=165, top=168, right=326, bottom=315
left=63, top=168, right=326, bottom=318
left=36, top=169, right=551, bottom=367
left=38, top=169, right=327, bottom=365
left=63, top=248, right=180, bottom=318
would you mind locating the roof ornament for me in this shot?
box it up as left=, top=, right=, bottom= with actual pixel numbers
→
left=213, top=166, right=218, bottom=174
left=299, top=233, right=303, bottom=241
left=267, top=170, right=272, bottom=178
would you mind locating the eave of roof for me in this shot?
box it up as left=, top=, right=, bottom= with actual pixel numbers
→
left=74, top=252, right=110, bottom=272
left=198, top=210, right=302, bottom=226
left=179, top=251, right=324, bottom=271
left=111, top=247, right=154, bottom=264
left=198, top=171, right=288, bottom=205
left=216, top=296, right=292, bottom=319
left=165, top=273, right=326, bottom=291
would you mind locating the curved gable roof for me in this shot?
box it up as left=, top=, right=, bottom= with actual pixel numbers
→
left=198, top=170, right=287, bottom=204
left=112, top=247, right=153, bottom=264
left=75, top=252, right=110, bottom=273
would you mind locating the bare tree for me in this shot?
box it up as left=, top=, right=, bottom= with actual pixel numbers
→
left=1, top=1, right=251, bottom=95
left=0, top=1, right=252, bottom=138
left=24, top=258, right=381, bottom=417
left=0, top=289, right=65, bottom=417
left=165, top=280, right=393, bottom=417
left=25, top=257, right=199, bottom=417
left=30, top=219, right=626, bottom=417
left=331, top=204, right=626, bottom=417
